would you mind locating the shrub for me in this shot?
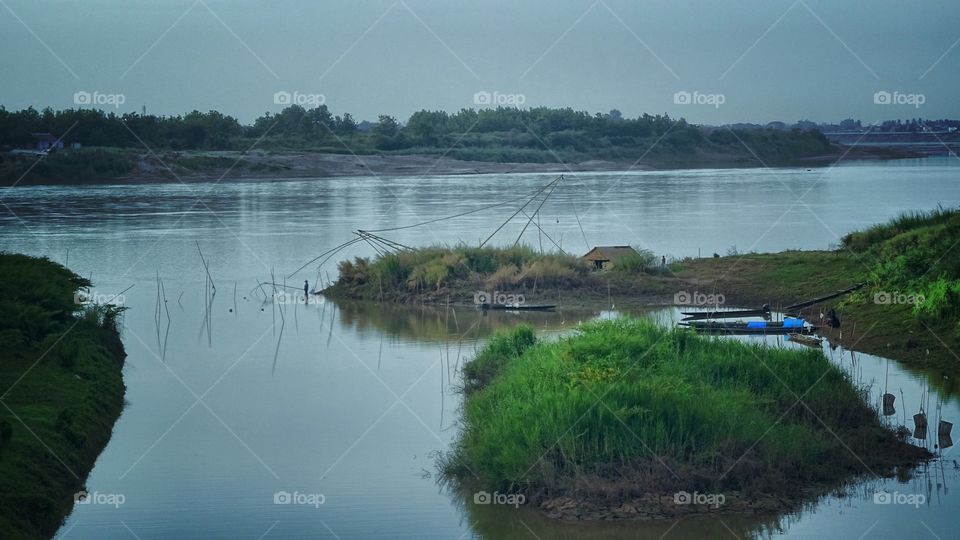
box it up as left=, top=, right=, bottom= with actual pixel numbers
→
left=515, top=255, right=587, bottom=288
left=485, top=264, right=520, bottom=288
left=912, top=277, right=960, bottom=319
left=610, top=248, right=656, bottom=273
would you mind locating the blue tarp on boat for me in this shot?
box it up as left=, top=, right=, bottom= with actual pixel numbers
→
left=783, top=317, right=804, bottom=328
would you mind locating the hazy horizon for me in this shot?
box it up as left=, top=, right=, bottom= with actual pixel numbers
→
left=2, top=0, right=959, bottom=125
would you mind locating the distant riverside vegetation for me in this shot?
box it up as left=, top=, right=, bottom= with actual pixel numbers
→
left=0, top=105, right=837, bottom=183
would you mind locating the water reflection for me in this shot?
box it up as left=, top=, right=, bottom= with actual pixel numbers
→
left=332, top=299, right=597, bottom=344
left=457, top=485, right=786, bottom=540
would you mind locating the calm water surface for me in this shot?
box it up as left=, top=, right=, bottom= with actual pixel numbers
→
left=1, top=158, right=958, bottom=539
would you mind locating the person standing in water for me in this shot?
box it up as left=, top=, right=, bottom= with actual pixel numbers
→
left=304, top=280, right=309, bottom=302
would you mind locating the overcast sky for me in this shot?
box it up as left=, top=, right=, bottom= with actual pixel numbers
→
left=2, top=0, right=958, bottom=124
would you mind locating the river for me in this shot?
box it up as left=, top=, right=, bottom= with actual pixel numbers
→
left=1, top=157, right=958, bottom=539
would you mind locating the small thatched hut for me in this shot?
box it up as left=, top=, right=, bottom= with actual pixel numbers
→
left=582, top=245, right=638, bottom=270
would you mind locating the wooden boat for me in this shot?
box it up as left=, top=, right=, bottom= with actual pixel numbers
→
left=680, top=324, right=819, bottom=335
left=681, top=306, right=770, bottom=320
left=679, top=318, right=818, bottom=335
left=788, top=333, right=823, bottom=348
left=480, top=303, right=556, bottom=311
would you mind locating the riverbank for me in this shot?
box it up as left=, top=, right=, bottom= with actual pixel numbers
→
left=0, top=253, right=127, bottom=540
left=322, top=208, right=960, bottom=376
left=4, top=104, right=920, bottom=186
left=671, top=251, right=959, bottom=377
left=442, top=320, right=929, bottom=521
left=1, top=143, right=926, bottom=186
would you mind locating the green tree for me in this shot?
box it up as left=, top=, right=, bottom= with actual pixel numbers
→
left=374, top=115, right=399, bottom=137
left=307, top=104, right=335, bottom=137
left=335, top=113, right=357, bottom=135
left=406, top=110, right=449, bottom=145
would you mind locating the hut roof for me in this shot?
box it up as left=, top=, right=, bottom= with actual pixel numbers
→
left=582, top=246, right=637, bottom=261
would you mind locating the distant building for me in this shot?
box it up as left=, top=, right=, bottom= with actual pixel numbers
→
left=582, top=245, right=638, bottom=270
left=30, top=133, right=64, bottom=152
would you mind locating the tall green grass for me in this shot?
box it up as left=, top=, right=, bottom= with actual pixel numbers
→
left=841, top=205, right=957, bottom=253
left=841, top=207, right=960, bottom=327
left=444, top=319, right=912, bottom=497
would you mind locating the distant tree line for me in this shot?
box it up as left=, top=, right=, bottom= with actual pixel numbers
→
left=733, top=117, right=960, bottom=134
left=0, top=104, right=834, bottom=161
left=0, top=107, right=244, bottom=150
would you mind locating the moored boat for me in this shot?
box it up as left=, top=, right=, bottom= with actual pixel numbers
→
left=681, top=305, right=771, bottom=320
left=679, top=317, right=818, bottom=335
left=479, top=303, right=556, bottom=311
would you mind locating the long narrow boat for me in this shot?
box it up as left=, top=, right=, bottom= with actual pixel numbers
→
left=480, top=303, right=556, bottom=311
left=679, top=318, right=818, bottom=335
left=681, top=306, right=770, bottom=320
left=783, top=283, right=865, bottom=311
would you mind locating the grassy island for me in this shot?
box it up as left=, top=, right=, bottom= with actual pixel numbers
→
left=442, top=319, right=928, bottom=520
left=0, top=253, right=127, bottom=539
